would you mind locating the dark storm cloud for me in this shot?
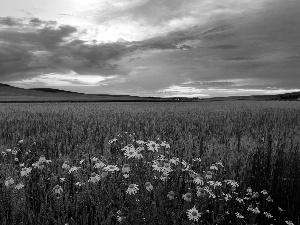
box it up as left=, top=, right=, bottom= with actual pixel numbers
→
left=0, top=25, right=77, bottom=49
left=29, top=17, right=57, bottom=27
left=0, top=16, right=206, bottom=82
left=0, top=17, right=22, bottom=26
left=0, top=23, right=79, bottom=81
left=0, top=44, right=35, bottom=79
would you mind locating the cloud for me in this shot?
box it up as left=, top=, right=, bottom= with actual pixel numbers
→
left=0, top=25, right=77, bottom=49
left=1, top=0, right=300, bottom=97
left=0, top=17, right=22, bottom=26
left=29, top=17, right=57, bottom=27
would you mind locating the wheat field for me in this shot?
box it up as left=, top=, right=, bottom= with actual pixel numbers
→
left=0, top=101, right=299, bottom=225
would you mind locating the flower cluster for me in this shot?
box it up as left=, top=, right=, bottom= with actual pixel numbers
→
left=0, top=136, right=295, bottom=225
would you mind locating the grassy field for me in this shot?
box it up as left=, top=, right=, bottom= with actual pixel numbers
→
left=0, top=101, right=299, bottom=225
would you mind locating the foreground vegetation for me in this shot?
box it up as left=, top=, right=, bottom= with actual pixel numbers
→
left=0, top=101, right=299, bottom=224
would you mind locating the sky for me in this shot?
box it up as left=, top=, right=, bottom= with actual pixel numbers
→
left=0, top=0, right=300, bottom=98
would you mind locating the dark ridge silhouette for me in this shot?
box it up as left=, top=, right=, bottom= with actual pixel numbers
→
left=0, top=83, right=14, bottom=87
left=29, top=88, right=148, bottom=98
left=1, top=82, right=300, bottom=102
left=30, top=88, right=81, bottom=94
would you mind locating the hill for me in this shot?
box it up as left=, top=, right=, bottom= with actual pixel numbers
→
left=0, top=83, right=169, bottom=102
left=1, top=83, right=300, bottom=102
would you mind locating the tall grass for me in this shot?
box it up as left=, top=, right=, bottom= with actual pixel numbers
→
left=0, top=101, right=299, bottom=224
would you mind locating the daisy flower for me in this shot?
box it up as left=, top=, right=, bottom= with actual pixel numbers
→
left=169, top=157, right=180, bottom=165
left=89, top=172, right=100, bottom=183
left=62, top=161, right=71, bottom=170
left=21, top=167, right=32, bottom=177
left=192, top=158, right=201, bottom=162
left=181, top=160, right=188, bottom=167
left=261, top=190, right=268, bottom=195
left=146, top=141, right=160, bottom=152
left=215, top=161, right=224, bottom=167
left=53, top=185, right=63, bottom=195
left=160, top=141, right=170, bottom=148
left=68, top=166, right=81, bottom=174
left=108, top=138, right=117, bottom=144
left=133, top=152, right=143, bottom=159
left=136, top=146, right=145, bottom=152
left=210, top=164, right=218, bottom=170
left=252, top=192, right=259, bottom=198
left=247, top=205, right=260, bottom=214
left=193, top=175, right=204, bottom=185
left=236, top=197, right=244, bottom=203
left=104, top=165, right=119, bottom=172
left=15, top=183, right=25, bottom=190
left=167, top=191, right=175, bottom=200
left=204, top=187, right=216, bottom=198
left=145, top=182, right=153, bottom=191
left=38, top=155, right=47, bottom=164
left=205, top=171, right=213, bottom=180
left=32, top=162, right=44, bottom=169
left=246, top=187, right=252, bottom=194
left=123, top=173, right=129, bottom=178
left=207, top=181, right=222, bottom=189
left=225, top=180, right=239, bottom=189
left=224, top=194, right=232, bottom=201
left=91, top=157, right=98, bottom=162
left=94, top=161, right=105, bottom=169
left=117, top=216, right=123, bottom=223
left=75, top=181, right=85, bottom=187
left=5, top=177, right=14, bottom=187
left=12, top=149, right=18, bottom=155
left=126, top=184, right=139, bottom=195
left=196, top=186, right=205, bottom=197
left=122, top=164, right=130, bottom=173
left=152, top=163, right=164, bottom=172
left=183, top=192, right=192, bottom=202
left=122, top=144, right=135, bottom=152
left=235, top=212, right=244, bottom=219
left=187, top=206, right=201, bottom=222
left=135, top=140, right=145, bottom=145
left=263, top=212, right=273, bottom=218
left=124, top=149, right=138, bottom=159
